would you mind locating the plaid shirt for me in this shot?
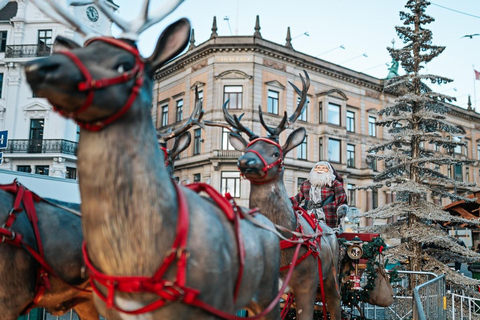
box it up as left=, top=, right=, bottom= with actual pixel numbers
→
left=290, top=179, right=347, bottom=228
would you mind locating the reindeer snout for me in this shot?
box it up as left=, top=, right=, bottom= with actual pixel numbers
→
left=25, top=59, right=61, bottom=84
left=237, top=156, right=260, bottom=173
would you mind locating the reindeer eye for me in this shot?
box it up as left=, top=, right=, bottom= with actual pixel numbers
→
left=272, top=152, right=280, bottom=157
left=115, top=62, right=133, bottom=73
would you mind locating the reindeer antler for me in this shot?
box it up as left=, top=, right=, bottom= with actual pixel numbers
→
left=204, top=113, right=244, bottom=133
left=30, top=0, right=99, bottom=38
left=258, top=70, right=310, bottom=139
left=222, top=102, right=258, bottom=140
left=94, top=0, right=185, bottom=41
left=157, top=87, right=204, bottom=142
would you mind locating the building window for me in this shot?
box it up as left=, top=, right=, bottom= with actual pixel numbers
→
left=66, top=167, right=77, bottom=180
left=318, top=102, right=323, bottom=123
left=198, top=90, right=203, bottom=102
left=466, top=166, right=470, bottom=182
left=454, top=164, right=463, bottom=182
left=346, top=110, right=355, bottom=132
left=0, top=73, right=4, bottom=98
left=368, top=151, right=377, bottom=171
left=160, top=105, right=168, bottom=127
left=297, top=177, right=307, bottom=191
left=193, top=128, right=201, bottom=155
left=35, top=165, right=49, bottom=176
left=0, top=31, right=6, bottom=52
left=297, top=135, right=307, bottom=160
left=453, top=136, right=462, bottom=155
left=224, top=85, right=243, bottom=109
left=347, top=184, right=356, bottom=207
left=297, top=97, right=308, bottom=122
left=175, top=99, right=183, bottom=122
left=76, top=125, right=80, bottom=142
left=328, top=138, right=341, bottom=163
left=17, top=165, right=31, bottom=173
left=347, top=144, right=355, bottom=168
left=29, top=119, right=44, bottom=153
left=222, top=128, right=235, bottom=150
left=372, top=189, right=378, bottom=209
left=368, top=116, right=376, bottom=137
left=267, top=90, right=279, bottom=114
left=221, top=171, right=241, bottom=198
left=328, top=103, right=340, bottom=126
left=477, top=144, right=480, bottom=160
left=193, top=173, right=201, bottom=182
left=38, top=29, right=52, bottom=54
left=319, top=137, right=323, bottom=161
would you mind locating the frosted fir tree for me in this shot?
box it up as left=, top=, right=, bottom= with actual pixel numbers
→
left=359, top=0, right=480, bottom=289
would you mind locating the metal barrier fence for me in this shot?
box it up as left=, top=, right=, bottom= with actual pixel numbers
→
left=413, top=274, right=446, bottom=320
left=449, top=292, right=480, bottom=320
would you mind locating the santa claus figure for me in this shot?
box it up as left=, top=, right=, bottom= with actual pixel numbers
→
left=291, top=161, right=348, bottom=231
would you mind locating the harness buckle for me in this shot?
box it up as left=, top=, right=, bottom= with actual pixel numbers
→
left=163, top=281, right=185, bottom=301
left=1, top=230, right=15, bottom=243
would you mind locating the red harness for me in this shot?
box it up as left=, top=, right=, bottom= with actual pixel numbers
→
left=0, top=180, right=89, bottom=314
left=243, top=138, right=284, bottom=184
left=83, top=182, right=301, bottom=318
left=55, top=37, right=145, bottom=132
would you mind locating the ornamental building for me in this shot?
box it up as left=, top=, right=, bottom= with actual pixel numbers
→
left=154, top=17, right=480, bottom=228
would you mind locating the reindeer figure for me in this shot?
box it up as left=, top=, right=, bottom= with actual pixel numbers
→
left=224, top=72, right=341, bottom=320
left=0, top=183, right=98, bottom=320
left=25, top=1, right=281, bottom=319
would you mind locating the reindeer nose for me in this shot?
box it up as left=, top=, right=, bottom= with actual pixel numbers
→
left=25, top=58, right=61, bottom=86
left=237, top=157, right=256, bottom=169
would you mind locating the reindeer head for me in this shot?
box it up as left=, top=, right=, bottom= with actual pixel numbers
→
left=25, top=0, right=190, bottom=132
left=227, top=71, right=310, bottom=184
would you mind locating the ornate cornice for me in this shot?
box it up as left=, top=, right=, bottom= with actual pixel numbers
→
left=448, top=108, right=480, bottom=123
left=154, top=37, right=384, bottom=92
left=316, top=88, right=348, bottom=101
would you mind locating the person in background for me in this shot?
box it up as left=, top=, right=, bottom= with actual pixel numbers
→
left=291, top=161, right=348, bottom=231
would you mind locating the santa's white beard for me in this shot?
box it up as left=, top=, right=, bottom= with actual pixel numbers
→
left=309, top=170, right=334, bottom=188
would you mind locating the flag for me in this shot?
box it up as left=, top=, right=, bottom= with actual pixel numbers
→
left=475, top=69, right=480, bottom=80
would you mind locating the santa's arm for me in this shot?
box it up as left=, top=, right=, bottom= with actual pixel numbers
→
left=290, top=191, right=302, bottom=206
left=333, top=180, right=347, bottom=206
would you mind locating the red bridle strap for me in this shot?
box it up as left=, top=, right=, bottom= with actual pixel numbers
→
left=55, top=37, right=145, bottom=132
left=243, top=138, right=284, bottom=184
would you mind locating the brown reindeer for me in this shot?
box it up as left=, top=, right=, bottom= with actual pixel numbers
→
left=223, top=72, right=341, bottom=320
left=0, top=182, right=98, bottom=320
left=25, top=0, right=281, bottom=319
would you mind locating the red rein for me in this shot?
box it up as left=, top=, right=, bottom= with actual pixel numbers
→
left=55, top=37, right=145, bottom=132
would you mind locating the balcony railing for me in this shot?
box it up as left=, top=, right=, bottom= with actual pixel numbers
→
left=213, top=149, right=243, bottom=158
left=6, top=139, right=78, bottom=155
left=5, top=44, right=52, bottom=58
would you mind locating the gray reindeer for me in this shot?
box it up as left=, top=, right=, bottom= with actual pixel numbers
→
left=25, top=0, right=282, bottom=319
left=0, top=181, right=98, bottom=320
left=223, top=72, right=341, bottom=320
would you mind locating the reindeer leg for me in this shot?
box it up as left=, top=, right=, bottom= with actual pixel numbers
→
left=324, top=272, right=341, bottom=320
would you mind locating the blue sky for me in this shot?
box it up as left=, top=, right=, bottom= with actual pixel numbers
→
left=111, top=0, right=480, bottom=110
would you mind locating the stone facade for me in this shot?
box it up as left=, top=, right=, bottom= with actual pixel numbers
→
left=154, top=23, right=480, bottom=227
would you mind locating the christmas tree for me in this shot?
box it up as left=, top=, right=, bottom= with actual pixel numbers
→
left=359, top=0, right=480, bottom=290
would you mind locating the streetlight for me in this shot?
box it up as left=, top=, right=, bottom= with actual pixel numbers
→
left=292, top=31, right=309, bottom=40
left=317, top=45, right=345, bottom=57
left=224, top=16, right=233, bottom=35
left=340, top=53, right=368, bottom=65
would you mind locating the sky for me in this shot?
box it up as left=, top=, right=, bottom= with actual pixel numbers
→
left=109, top=0, right=480, bottom=110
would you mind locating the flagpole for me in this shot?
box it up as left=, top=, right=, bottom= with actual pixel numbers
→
left=474, top=65, right=477, bottom=110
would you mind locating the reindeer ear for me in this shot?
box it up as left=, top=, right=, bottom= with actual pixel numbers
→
left=282, top=127, right=306, bottom=155
left=170, top=132, right=191, bottom=160
left=229, top=132, right=247, bottom=152
left=53, top=36, right=81, bottom=52
left=147, top=18, right=191, bottom=73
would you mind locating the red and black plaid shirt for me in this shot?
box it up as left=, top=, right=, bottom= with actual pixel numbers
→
left=290, top=179, right=347, bottom=228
